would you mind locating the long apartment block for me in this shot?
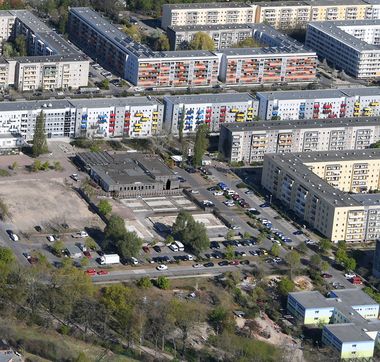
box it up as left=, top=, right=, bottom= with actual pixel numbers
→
left=163, top=93, right=258, bottom=135
left=161, top=2, right=257, bottom=30
left=218, top=117, right=380, bottom=163
left=0, top=10, right=89, bottom=91
left=68, top=7, right=316, bottom=88
left=0, top=97, right=163, bottom=141
left=262, top=149, right=380, bottom=242
left=162, top=0, right=380, bottom=30
left=219, top=24, right=317, bottom=85
left=306, top=20, right=380, bottom=79
left=256, top=87, right=380, bottom=120
left=166, top=24, right=254, bottom=50
left=288, top=289, right=380, bottom=359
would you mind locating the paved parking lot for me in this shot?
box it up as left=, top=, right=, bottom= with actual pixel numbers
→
left=120, top=195, right=197, bottom=213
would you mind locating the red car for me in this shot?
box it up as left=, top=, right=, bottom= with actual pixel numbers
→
left=97, top=270, right=109, bottom=275
left=83, top=251, right=92, bottom=259
left=230, top=260, right=240, bottom=266
left=322, top=273, right=333, bottom=279
left=85, top=269, right=96, bottom=276
left=142, top=246, right=150, bottom=253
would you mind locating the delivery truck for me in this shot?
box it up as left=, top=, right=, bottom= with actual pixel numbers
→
left=100, top=254, right=120, bottom=265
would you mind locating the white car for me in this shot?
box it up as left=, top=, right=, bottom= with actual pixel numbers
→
left=191, top=190, right=199, bottom=194
left=305, top=239, right=317, bottom=245
left=157, top=264, right=168, bottom=271
left=186, top=255, right=194, bottom=261
left=345, top=272, right=356, bottom=279
left=47, top=235, right=55, bottom=242
left=213, top=191, right=223, bottom=196
left=131, top=257, right=139, bottom=265
left=192, top=263, right=202, bottom=268
left=73, top=231, right=89, bottom=238
left=9, top=232, right=19, bottom=241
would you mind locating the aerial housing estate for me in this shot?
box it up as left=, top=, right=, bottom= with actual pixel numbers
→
left=68, top=7, right=317, bottom=88
left=0, top=10, right=89, bottom=91
left=288, top=289, right=380, bottom=359
left=261, top=149, right=380, bottom=242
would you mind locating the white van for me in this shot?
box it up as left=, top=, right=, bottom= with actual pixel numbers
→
left=225, top=189, right=236, bottom=196
left=174, top=240, right=185, bottom=251
left=168, top=243, right=179, bottom=252
left=131, top=257, right=139, bottom=265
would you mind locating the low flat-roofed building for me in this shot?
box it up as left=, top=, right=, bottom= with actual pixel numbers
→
left=76, top=151, right=180, bottom=197
left=288, top=289, right=380, bottom=359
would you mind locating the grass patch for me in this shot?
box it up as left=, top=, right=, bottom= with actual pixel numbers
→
left=0, top=319, right=137, bottom=362
left=0, top=168, right=10, bottom=176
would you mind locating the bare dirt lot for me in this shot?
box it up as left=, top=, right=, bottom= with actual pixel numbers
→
left=0, top=179, right=102, bottom=232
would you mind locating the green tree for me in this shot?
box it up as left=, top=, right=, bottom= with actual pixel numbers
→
left=9, top=161, right=18, bottom=171
left=75, top=352, right=90, bottom=362
left=285, top=250, right=301, bottom=279
left=225, top=245, right=235, bottom=261
left=98, top=199, right=112, bottom=216
left=100, top=79, right=109, bottom=90
left=233, top=37, right=261, bottom=48
left=156, top=276, right=170, bottom=290
left=84, top=237, right=98, bottom=251
left=172, top=210, right=209, bottom=255
left=190, top=32, right=215, bottom=51
left=15, top=34, right=27, bottom=56
left=116, top=231, right=143, bottom=259
left=165, top=235, right=174, bottom=245
left=208, top=306, right=232, bottom=335
left=343, top=257, right=356, bottom=271
left=2, top=42, right=14, bottom=57
left=32, top=111, right=48, bottom=157
left=0, top=247, right=14, bottom=265
left=310, top=254, right=322, bottom=269
left=80, top=257, right=89, bottom=267
left=243, top=232, right=251, bottom=239
left=319, top=239, right=332, bottom=254
left=154, top=34, right=170, bottom=50
left=53, top=161, right=63, bottom=171
left=51, top=240, right=64, bottom=257
left=137, top=276, right=153, bottom=289
left=277, top=277, right=295, bottom=296
left=320, top=261, right=329, bottom=272
left=270, top=243, right=280, bottom=257
left=124, top=25, right=141, bottom=42
left=41, top=161, right=50, bottom=170
left=192, top=124, right=209, bottom=167
left=104, top=215, right=127, bottom=243
left=226, top=230, right=235, bottom=240
left=297, top=242, right=308, bottom=254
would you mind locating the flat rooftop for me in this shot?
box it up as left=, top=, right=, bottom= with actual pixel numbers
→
left=219, top=46, right=315, bottom=56
left=256, top=87, right=378, bottom=101
left=78, top=152, right=175, bottom=186
left=163, top=2, right=253, bottom=10
left=290, top=291, right=331, bottom=308
left=324, top=324, right=374, bottom=343
left=164, top=92, right=256, bottom=105
left=221, top=116, right=380, bottom=132
left=168, top=24, right=253, bottom=32
left=308, top=20, right=380, bottom=52
left=0, top=96, right=161, bottom=112
left=264, top=149, right=380, bottom=207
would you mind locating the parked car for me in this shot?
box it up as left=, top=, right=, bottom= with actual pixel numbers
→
left=35, top=225, right=42, bottom=232
left=322, top=273, right=333, bottom=279
left=83, top=251, right=92, bottom=259
left=97, top=270, right=109, bottom=275
left=210, top=241, right=220, bottom=249
left=157, top=264, right=168, bottom=271
left=229, top=260, right=240, bottom=266
left=213, top=191, right=223, bottom=196
left=142, top=246, right=150, bottom=253
left=47, top=235, right=55, bottom=242
left=153, top=245, right=161, bottom=253
left=70, top=173, right=79, bottom=181
left=7, top=231, right=19, bottom=241
left=203, top=262, right=214, bottom=267
left=351, top=276, right=363, bottom=285
left=345, top=272, right=356, bottom=279
left=85, top=269, right=96, bottom=276
left=245, top=190, right=254, bottom=195
left=218, top=260, right=229, bottom=266
left=192, top=263, right=202, bottom=268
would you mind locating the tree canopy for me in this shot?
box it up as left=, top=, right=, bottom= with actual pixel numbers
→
left=172, top=210, right=209, bottom=255
left=193, top=124, right=209, bottom=167
left=190, top=32, right=215, bottom=51
left=32, top=111, right=48, bottom=157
